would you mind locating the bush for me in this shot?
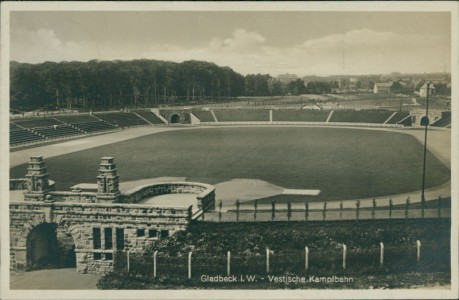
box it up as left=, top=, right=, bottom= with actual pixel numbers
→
left=101, top=219, right=451, bottom=289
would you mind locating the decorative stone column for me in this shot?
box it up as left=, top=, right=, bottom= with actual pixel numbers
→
left=24, top=155, right=53, bottom=201
left=96, top=157, right=120, bottom=202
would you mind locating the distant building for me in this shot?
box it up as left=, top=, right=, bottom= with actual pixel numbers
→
left=419, top=83, right=436, bottom=97
left=338, top=79, right=349, bottom=89
left=349, top=77, right=358, bottom=90
left=277, top=73, right=299, bottom=84
left=373, top=82, right=392, bottom=94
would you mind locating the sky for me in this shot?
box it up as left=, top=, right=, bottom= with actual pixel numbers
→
left=10, top=11, right=451, bottom=76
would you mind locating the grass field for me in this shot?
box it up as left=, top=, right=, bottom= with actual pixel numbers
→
left=9, top=127, right=450, bottom=201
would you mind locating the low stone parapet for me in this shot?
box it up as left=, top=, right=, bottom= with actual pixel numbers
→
left=49, top=191, right=98, bottom=202
left=121, top=181, right=216, bottom=211
left=10, top=179, right=55, bottom=191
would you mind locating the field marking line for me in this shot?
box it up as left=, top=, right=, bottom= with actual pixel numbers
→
left=326, top=110, right=334, bottom=122
left=211, top=110, right=219, bottom=122
left=384, top=111, right=398, bottom=124
left=133, top=112, right=154, bottom=125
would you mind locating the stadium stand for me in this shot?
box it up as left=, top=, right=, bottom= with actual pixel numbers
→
left=94, top=112, right=149, bottom=127
left=8, top=107, right=422, bottom=147
left=385, top=112, right=410, bottom=124
left=34, top=125, right=83, bottom=139
left=191, top=110, right=215, bottom=122
left=12, top=118, right=62, bottom=128
left=329, top=110, right=395, bottom=123
left=10, top=128, right=45, bottom=146
left=272, top=110, right=330, bottom=122
left=10, top=123, right=22, bottom=130
left=432, top=112, right=451, bottom=127
left=213, top=109, right=270, bottom=122
left=72, top=121, right=117, bottom=133
left=135, top=111, right=166, bottom=124
left=9, top=112, right=154, bottom=147
left=54, top=114, right=100, bottom=124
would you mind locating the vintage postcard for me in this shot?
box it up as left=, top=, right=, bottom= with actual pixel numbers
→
left=1, top=1, right=458, bottom=299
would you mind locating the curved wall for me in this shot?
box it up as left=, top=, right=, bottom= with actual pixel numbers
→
left=120, top=181, right=216, bottom=211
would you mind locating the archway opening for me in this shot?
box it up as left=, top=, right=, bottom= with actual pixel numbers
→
left=171, top=114, right=180, bottom=124
left=26, top=223, right=76, bottom=270
left=27, top=223, right=59, bottom=270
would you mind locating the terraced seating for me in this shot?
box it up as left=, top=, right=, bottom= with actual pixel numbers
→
left=432, top=116, right=451, bottom=127
left=135, top=111, right=166, bottom=124
left=54, top=114, right=99, bottom=124
left=10, top=128, right=45, bottom=146
left=329, top=110, right=394, bottom=124
left=191, top=110, right=215, bottom=122
left=272, top=110, right=329, bottom=122
left=385, top=112, right=410, bottom=124
left=10, top=123, right=22, bottom=130
left=213, top=109, right=270, bottom=122
left=12, top=118, right=61, bottom=128
left=72, top=121, right=116, bottom=133
left=34, top=125, right=83, bottom=139
left=431, top=111, right=451, bottom=128
left=95, top=112, right=149, bottom=127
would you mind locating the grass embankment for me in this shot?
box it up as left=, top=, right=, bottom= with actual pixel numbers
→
left=98, top=219, right=450, bottom=289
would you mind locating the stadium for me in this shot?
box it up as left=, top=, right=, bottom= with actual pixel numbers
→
left=9, top=101, right=452, bottom=281
left=5, top=8, right=453, bottom=291
left=10, top=106, right=451, bottom=204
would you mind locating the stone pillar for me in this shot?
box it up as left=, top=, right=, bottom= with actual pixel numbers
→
left=10, top=248, right=27, bottom=270
left=24, top=155, right=53, bottom=201
left=96, top=157, right=120, bottom=202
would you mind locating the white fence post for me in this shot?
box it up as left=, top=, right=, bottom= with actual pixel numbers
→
left=342, top=244, right=347, bottom=270
left=417, top=240, right=421, bottom=262
left=305, top=247, right=309, bottom=270
left=227, top=251, right=231, bottom=276
left=127, top=250, right=130, bottom=272
left=380, top=242, right=384, bottom=267
left=266, top=248, right=270, bottom=273
left=153, top=250, right=158, bottom=278
left=188, top=251, right=192, bottom=279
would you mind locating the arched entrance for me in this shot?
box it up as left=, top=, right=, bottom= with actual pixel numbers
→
left=171, top=114, right=180, bottom=124
left=26, top=223, right=76, bottom=270
left=27, top=223, right=59, bottom=269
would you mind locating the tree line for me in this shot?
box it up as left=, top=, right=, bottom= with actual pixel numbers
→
left=13, top=59, right=445, bottom=111
left=10, top=59, right=246, bottom=111
left=244, top=75, right=336, bottom=97
left=10, top=59, right=335, bottom=111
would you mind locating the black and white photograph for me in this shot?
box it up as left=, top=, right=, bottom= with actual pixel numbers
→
left=1, top=1, right=458, bottom=299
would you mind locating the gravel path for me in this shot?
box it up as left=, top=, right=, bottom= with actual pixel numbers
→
left=9, top=269, right=100, bottom=290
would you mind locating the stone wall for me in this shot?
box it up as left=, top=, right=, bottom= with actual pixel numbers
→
left=16, top=181, right=215, bottom=208
left=9, top=179, right=28, bottom=190
left=10, top=156, right=216, bottom=274
left=10, top=179, right=55, bottom=191
left=198, top=189, right=216, bottom=211
left=120, top=182, right=215, bottom=209
left=159, top=109, right=191, bottom=124
left=10, top=201, right=192, bottom=274
left=48, top=191, right=98, bottom=203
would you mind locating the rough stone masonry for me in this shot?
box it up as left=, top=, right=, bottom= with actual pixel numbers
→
left=10, top=155, right=215, bottom=274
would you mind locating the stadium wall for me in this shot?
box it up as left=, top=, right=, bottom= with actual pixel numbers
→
left=9, top=156, right=216, bottom=274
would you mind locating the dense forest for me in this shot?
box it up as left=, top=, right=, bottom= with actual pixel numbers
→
left=10, top=59, right=337, bottom=111
left=10, top=60, right=246, bottom=111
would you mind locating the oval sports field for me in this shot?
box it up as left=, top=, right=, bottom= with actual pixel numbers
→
left=10, top=125, right=451, bottom=205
